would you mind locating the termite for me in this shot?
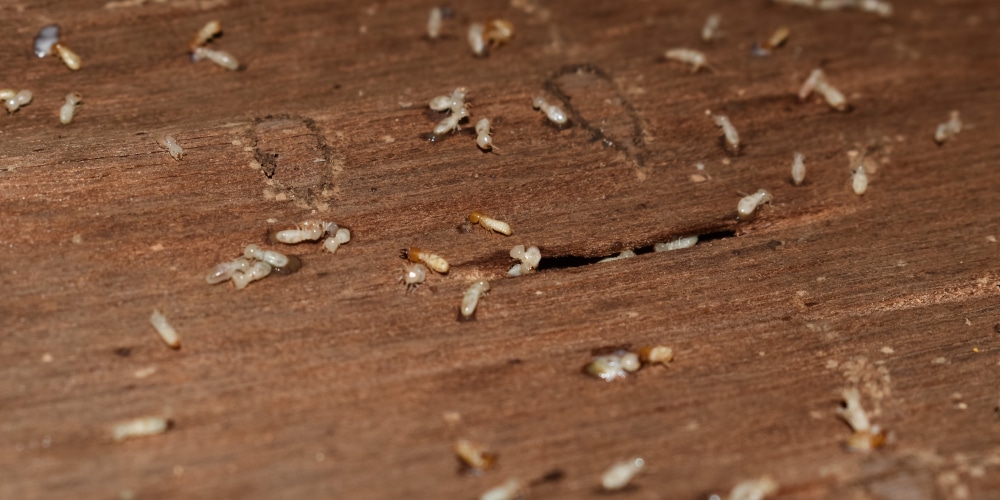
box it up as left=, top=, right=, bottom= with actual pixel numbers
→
left=737, top=189, right=772, bottom=219
left=190, top=20, right=222, bottom=51
left=702, top=14, right=721, bottom=41
left=468, top=23, right=487, bottom=56
left=791, top=152, right=806, bottom=185
left=232, top=261, right=272, bottom=290
left=484, top=19, right=514, bottom=46
left=34, top=25, right=60, bottom=58
left=205, top=257, right=251, bottom=284
left=53, top=43, right=82, bottom=70
left=469, top=211, right=512, bottom=235
left=711, top=114, right=740, bottom=152
left=665, top=48, right=710, bottom=72
left=798, top=69, right=847, bottom=111
left=399, top=262, right=428, bottom=292
left=461, top=280, right=490, bottom=318
left=275, top=220, right=336, bottom=244
left=480, top=479, right=527, bottom=500
left=3, top=90, right=33, bottom=114
left=532, top=96, right=568, bottom=126
left=586, top=350, right=641, bottom=381
left=191, top=47, right=240, bottom=70
left=508, top=245, right=540, bottom=276
left=601, top=458, right=645, bottom=491
left=429, top=87, right=466, bottom=112
left=654, top=235, right=698, bottom=252
left=244, top=244, right=290, bottom=268
left=455, top=439, right=497, bottom=472
left=934, top=110, right=961, bottom=144
left=161, top=135, right=183, bottom=160
left=59, top=92, right=82, bottom=125
left=427, top=7, right=443, bottom=39
left=851, top=165, right=868, bottom=195
left=402, top=246, right=450, bottom=273
left=475, top=118, right=496, bottom=151
left=112, top=416, right=170, bottom=442
left=150, top=309, right=180, bottom=349
left=836, top=387, right=889, bottom=452
left=323, top=228, right=351, bottom=253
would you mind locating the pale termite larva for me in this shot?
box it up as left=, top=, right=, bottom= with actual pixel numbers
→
left=654, top=235, right=698, bottom=252
left=3, top=90, right=33, bottom=114
left=791, top=152, right=806, bottom=185
left=469, top=211, right=512, bottom=235
left=508, top=245, right=540, bottom=276
left=851, top=165, right=868, bottom=195
left=54, top=43, right=82, bottom=70
left=60, top=92, right=82, bottom=125
left=665, top=48, right=709, bottom=72
left=598, top=250, right=636, bottom=263
left=532, top=96, right=568, bottom=126
left=934, top=110, right=962, bottom=144
left=190, top=20, right=222, bottom=51
left=427, top=7, right=443, bottom=39
left=34, top=25, right=60, bottom=58
left=601, top=457, right=645, bottom=491
left=191, top=47, right=240, bottom=70
left=399, top=262, right=427, bottom=291
left=798, top=69, right=847, bottom=111
left=112, top=416, right=170, bottom=442
left=712, top=114, right=740, bottom=152
left=244, top=244, right=290, bottom=268
left=461, top=280, right=490, bottom=318
left=737, top=189, right=772, bottom=219
left=150, top=309, right=180, bottom=349
left=232, top=261, right=272, bottom=290
left=323, top=228, right=351, bottom=253
left=276, top=220, right=336, bottom=244
left=586, top=350, right=641, bottom=381
left=403, top=246, right=450, bottom=273
left=205, top=257, right=251, bottom=284
left=429, top=87, right=469, bottom=138
left=702, top=14, right=721, bottom=41
left=468, top=23, right=487, bottom=56
left=455, top=439, right=496, bottom=472
left=720, top=477, right=779, bottom=500
left=161, top=135, right=183, bottom=160
left=475, top=118, right=496, bottom=151
left=434, top=112, right=464, bottom=136
left=480, top=479, right=527, bottom=500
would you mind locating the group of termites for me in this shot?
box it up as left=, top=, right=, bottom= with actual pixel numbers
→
left=26, top=2, right=956, bottom=495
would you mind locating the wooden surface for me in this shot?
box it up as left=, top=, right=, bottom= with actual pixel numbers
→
left=2, top=0, right=999, bottom=498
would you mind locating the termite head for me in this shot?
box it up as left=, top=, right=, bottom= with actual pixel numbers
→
left=400, top=246, right=423, bottom=263
left=468, top=212, right=483, bottom=224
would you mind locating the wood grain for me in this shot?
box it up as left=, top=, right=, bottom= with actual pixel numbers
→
left=2, top=0, right=999, bottom=498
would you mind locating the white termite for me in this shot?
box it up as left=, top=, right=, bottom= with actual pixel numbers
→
left=469, top=211, right=512, bottom=235
left=480, top=479, right=527, bottom=500
left=433, top=112, right=464, bottom=136
left=206, top=257, right=251, bottom=285
left=161, top=135, right=183, bottom=160
left=468, top=22, right=487, bottom=56
left=112, top=416, right=170, bottom=442
left=799, top=69, right=847, bottom=111
left=508, top=245, right=540, bottom=276
left=532, top=96, right=568, bottom=126
left=737, top=189, right=772, bottom=219
left=427, top=7, right=443, bottom=39
left=150, top=309, right=180, bottom=349
left=4, top=90, right=33, bottom=114
left=429, top=87, right=467, bottom=112
left=798, top=68, right=824, bottom=100
left=403, top=246, right=449, bottom=273
left=791, top=152, right=806, bottom=185
left=598, top=249, right=636, bottom=263
left=244, top=244, right=289, bottom=268
left=232, top=261, right=272, bottom=290
left=837, top=387, right=871, bottom=433
left=712, top=114, right=740, bottom=152
left=702, top=14, right=721, bottom=41
left=475, top=118, right=496, bottom=151
left=654, top=235, right=698, bottom=252
left=190, top=20, right=222, bottom=51
left=54, top=43, right=82, bottom=70
left=323, top=228, right=351, bottom=253
left=586, top=350, right=641, bottom=381
left=665, top=48, right=709, bottom=72
left=601, top=457, right=645, bottom=491
left=934, top=110, right=962, bottom=144
left=191, top=47, right=240, bottom=70
left=34, top=25, right=60, bottom=58
left=59, top=92, right=83, bottom=125
left=461, top=280, right=490, bottom=318
left=720, top=476, right=779, bottom=500
left=399, top=263, right=428, bottom=291
left=851, top=165, right=868, bottom=195
left=276, top=220, right=336, bottom=244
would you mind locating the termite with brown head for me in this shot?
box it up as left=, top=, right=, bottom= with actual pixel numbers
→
left=665, top=48, right=710, bottom=72
left=160, top=135, right=184, bottom=160
left=791, top=152, right=806, bottom=185
left=484, top=19, right=514, bottom=47
left=532, top=97, right=568, bottom=126
left=190, top=20, right=222, bottom=52
left=33, top=25, right=82, bottom=70
left=402, top=246, right=450, bottom=273
left=469, top=211, right=512, bottom=235
left=934, top=110, right=962, bottom=144
left=3, top=90, right=33, bottom=114
left=399, top=262, right=428, bottom=292
left=737, top=189, right=772, bottom=219
left=461, top=280, right=490, bottom=318
left=475, top=118, right=496, bottom=151
left=711, top=114, right=740, bottom=153
left=59, top=92, right=82, bottom=125
left=323, top=228, right=351, bottom=254
left=455, top=439, right=497, bottom=472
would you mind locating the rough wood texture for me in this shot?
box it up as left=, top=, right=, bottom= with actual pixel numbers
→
left=2, top=0, right=999, bottom=498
